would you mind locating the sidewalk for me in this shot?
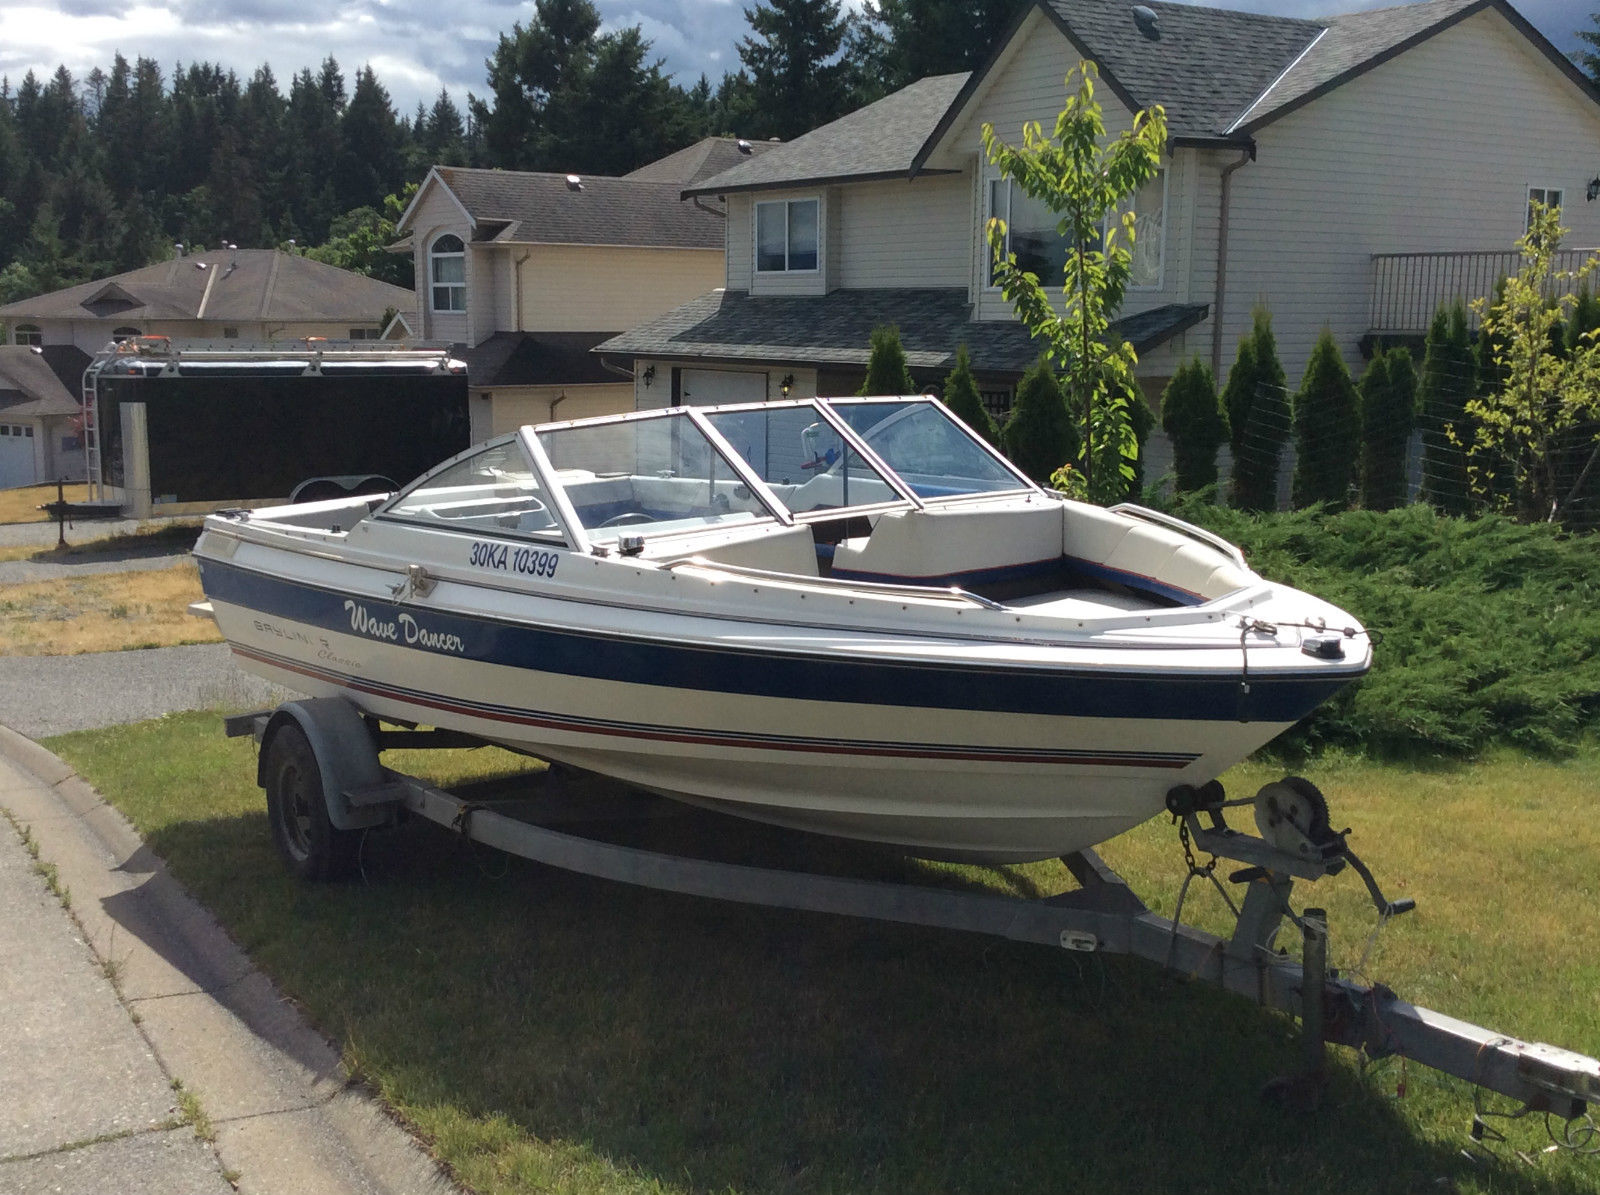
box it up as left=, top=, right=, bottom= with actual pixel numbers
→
left=0, top=725, right=456, bottom=1195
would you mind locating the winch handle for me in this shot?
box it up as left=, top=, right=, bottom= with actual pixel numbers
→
left=1339, top=843, right=1416, bottom=918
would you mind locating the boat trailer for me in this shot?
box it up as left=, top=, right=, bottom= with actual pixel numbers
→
left=225, top=697, right=1600, bottom=1132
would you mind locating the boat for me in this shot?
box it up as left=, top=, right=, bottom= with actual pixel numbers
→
left=192, top=396, right=1372, bottom=862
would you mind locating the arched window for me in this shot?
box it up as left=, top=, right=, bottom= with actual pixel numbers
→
left=112, top=326, right=142, bottom=342
left=430, top=234, right=466, bottom=313
left=13, top=324, right=41, bottom=347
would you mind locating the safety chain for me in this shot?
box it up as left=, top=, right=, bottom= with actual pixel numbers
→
left=1165, top=815, right=1238, bottom=975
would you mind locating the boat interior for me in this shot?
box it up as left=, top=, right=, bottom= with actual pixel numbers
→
left=252, top=398, right=1257, bottom=617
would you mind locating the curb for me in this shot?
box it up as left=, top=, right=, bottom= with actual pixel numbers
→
left=0, top=723, right=458, bottom=1195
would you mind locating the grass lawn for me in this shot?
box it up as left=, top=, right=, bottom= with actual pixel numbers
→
left=0, top=561, right=220, bottom=655
left=0, top=482, right=92, bottom=524
left=42, top=713, right=1600, bottom=1194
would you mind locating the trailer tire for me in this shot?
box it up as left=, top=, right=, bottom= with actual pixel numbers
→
left=264, top=722, right=360, bottom=881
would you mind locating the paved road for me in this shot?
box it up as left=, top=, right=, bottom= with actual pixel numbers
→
left=0, top=550, right=191, bottom=585
left=0, top=515, right=191, bottom=549
left=0, top=644, right=289, bottom=739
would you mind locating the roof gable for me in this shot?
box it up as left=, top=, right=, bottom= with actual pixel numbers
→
left=0, top=347, right=79, bottom=416
left=625, top=136, right=783, bottom=185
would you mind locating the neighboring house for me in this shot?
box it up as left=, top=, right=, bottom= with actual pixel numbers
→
left=600, top=0, right=1600, bottom=419
left=0, top=347, right=87, bottom=487
left=0, top=249, right=416, bottom=401
left=395, top=137, right=778, bottom=440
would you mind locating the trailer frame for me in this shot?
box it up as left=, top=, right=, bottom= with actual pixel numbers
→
left=225, top=698, right=1600, bottom=1123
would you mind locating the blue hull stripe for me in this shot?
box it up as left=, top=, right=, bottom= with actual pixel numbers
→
left=199, top=559, right=1357, bottom=723
left=237, top=645, right=1201, bottom=768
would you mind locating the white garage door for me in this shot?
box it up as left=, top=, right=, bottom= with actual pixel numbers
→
left=680, top=369, right=768, bottom=407
left=0, top=424, right=36, bottom=489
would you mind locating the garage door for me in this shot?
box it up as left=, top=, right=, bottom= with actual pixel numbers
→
left=0, top=424, right=35, bottom=489
left=680, top=369, right=768, bottom=407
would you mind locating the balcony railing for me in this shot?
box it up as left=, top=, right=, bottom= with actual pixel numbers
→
left=1368, top=248, right=1599, bottom=334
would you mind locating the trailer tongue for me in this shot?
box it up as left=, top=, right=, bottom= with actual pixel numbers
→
left=226, top=699, right=1600, bottom=1131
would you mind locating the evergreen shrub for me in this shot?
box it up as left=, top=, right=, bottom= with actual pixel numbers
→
left=1225, top=308, right=1289, bottom=511
left=1001, top=357, right=1079, bottom=486
left=1357, top=347, right=1415, bottom=512
left=941, top=344, right=1000, bottom=446
left=858, top=324, right=916, bottom=395
left=1160, top=358, right=1227, bottom=492
left=1418, top=301, right=1476, bottom=515
left=1166, top=499, right=1600, bottom=760
left=1291, top=328, right=1359, bottom=508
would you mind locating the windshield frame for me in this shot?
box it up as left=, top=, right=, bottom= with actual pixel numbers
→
left=373, top=432, right=576, bottom=547
left=819, top=396, right=1039, bottom=500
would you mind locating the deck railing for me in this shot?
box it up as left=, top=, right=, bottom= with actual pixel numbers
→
left=1368, top=248, right=1599, bottom=334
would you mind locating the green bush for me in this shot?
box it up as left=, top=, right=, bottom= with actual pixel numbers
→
left=1001, top=357, right=1079, bottom=486
left=1160, top=358, right=1227, bottom=492
left=941, top=344, right=1000, bottom=446
left=1166, top=500, right=1600, bottom=760
left=1291, top=328, right=1359, bottom=508
left=1418, top=301, right=1476, bottom=515
left=1225, top=308, right=1289, bottom=512
left=858, top=324, right=915, bottom=396
left=1123, top=381, right=1155, bottom=500
left=1357, top=347, right=1415, bottom=512
left=1568, top=285, right=1600, bottom=352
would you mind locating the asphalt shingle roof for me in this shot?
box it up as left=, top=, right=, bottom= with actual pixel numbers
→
left=430, top=167, right=725, bottom=249
left=595, top=288, right=1206, bottom=375
left=1042, top=0, right=1323, bottom=138
left=624, top=136, right=783, bottom=185
left=460, top=331, right=621, bottom=388
left=683, top=74, right=972, bottom=197
left=0, top=347, right=81, bottom=417
left=0, top=250, right=414, bottom=325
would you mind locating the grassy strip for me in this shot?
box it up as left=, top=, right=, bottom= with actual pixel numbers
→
left=1171, top=503, right=1600, bottom=760
left=0, top=562, right=220, bottom=655
left=0, top=483, right=91, bottom=524
left=46, top=712, right=1600, bottom=1195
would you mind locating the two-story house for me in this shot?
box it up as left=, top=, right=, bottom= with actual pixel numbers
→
left=395, top=137, right=779, bottom=441
left=599, top=0, right=1600, bottom=418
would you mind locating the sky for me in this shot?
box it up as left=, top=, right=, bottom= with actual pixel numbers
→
left=0, top=0, right=1586, bottom=118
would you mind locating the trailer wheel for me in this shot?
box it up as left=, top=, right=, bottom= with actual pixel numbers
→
left=264, top=722, right=360, bottom=881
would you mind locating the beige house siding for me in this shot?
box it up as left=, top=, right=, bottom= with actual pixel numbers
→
left=516, top=245, right=724, bottom=332
left=726, top=195, right=753, bottom=290
left=1219, top=7, right=1600, bottom=381
left=838, top=175, right=969, bottom=289
left=408, top=184, right=474, bottom=343
left=484, top=383, right=634, bottom=437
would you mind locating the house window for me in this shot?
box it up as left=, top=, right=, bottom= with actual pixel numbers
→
left=14, top=324, right=41, bottom=347
left=111, top=326, right=141, bottom=342
left=23, top=426, right=32, bottom=438
left=1527, top=186, right=1563, bottom=232
left=987, top=179, right=1071, bottom=287
left=430, top=234, right=466, bottom=311
left=348, top=328, right=377, bottom=340
left=222, top=327, right=240, bottom=339
left=986, top=171, right=1166, bottom=289
left=755, top=199, right=819, bottom=273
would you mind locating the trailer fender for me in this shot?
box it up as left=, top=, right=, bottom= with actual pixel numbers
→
left=257, top=699, right=391, bottom=831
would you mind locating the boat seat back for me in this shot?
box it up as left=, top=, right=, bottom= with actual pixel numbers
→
left=1062, top=501, right=1251, bottom=602
left=647, top=524, right=819, bottom=575
left=831, top=501, right=1064, bottom=585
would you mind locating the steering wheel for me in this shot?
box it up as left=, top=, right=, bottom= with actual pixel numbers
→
left=599, top=511, right=654, bottom=528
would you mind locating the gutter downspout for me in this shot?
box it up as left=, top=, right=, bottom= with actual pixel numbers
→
left=1211, top=148, right=1255, bottom=378
left=692, top=196, right=726, bottom=219
left=513, top=251, right=531, bottom=330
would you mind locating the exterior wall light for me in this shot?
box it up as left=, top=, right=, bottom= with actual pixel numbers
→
left=642, top=364, right=656, bottom=387
left=780, top=373, right=795, bottom=397
left=1588, top=177, right=1600, bottom=203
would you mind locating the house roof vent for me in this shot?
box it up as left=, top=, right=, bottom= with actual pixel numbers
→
left=736, top=138, right=752, bottom=154
left=1131, top=5, right=1160, bottom=40
left=565, top=174, right=583, bottom=191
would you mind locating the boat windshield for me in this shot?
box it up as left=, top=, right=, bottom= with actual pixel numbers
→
left=703, top=405, right=902, bottom=515
left=536, top=413, right=777, bottom=543
left=827, top=400, right=1030, bottom=498
left=382, top=439, right=562, bottom=539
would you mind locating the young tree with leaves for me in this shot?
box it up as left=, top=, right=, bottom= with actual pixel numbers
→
left=1291, top=328, right=1360, bottom=508
left=1001, top=356, right=1078, bottom=485
left=858, top=324, right=916, bottom=394
left=942, top=344, right=1000, bottom=445
left=982, top=62, right=1165, bottom=505
left=1161, top=359, right=1227, bottom=493
left=1463, top=205, right=1600, bottom=522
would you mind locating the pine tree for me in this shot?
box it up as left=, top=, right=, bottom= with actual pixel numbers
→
left=336, top=67, right=402, bottom=214
left=1226, top=309, right=1289, bottom=511
left=941, top=344, right=999, bottom=445
left=1291, top=328, right=1360, bottom=508
left=1358, top=348, right=1416, bottom=511
left=861, top=0, right=1022, bottom=90
left=1001, top=357, right=1078, bottom=485
left=739, top=0, right=855, bottom=141
left=857, top=324, right=915, bottom=395
left=1579, top=10, right=1600, bottom=84
left=1160, top=358, right=1227, bottom=493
